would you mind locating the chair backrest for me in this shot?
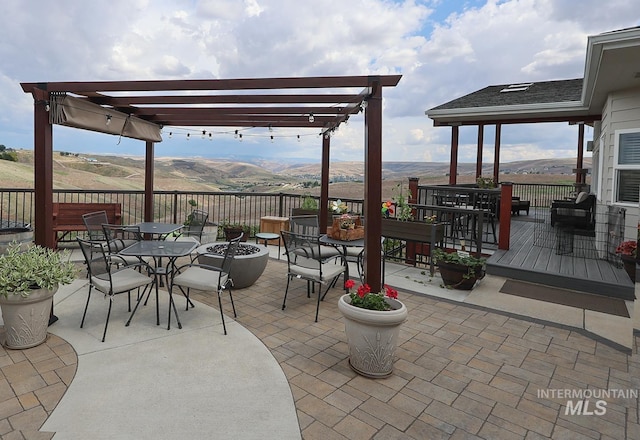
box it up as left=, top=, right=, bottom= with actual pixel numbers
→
left=102, top=224, right=142, bottom=253
left=183, top=209, right=209, bottom=239
left=82, top=210, right=109, bottom=241
left=220, top=234, right=242, bottom=274
left=289, top=215, right=319, bottom=236
left=77, top=237, right=110, bottom=278
left=281, top=230, right=322, bottom=268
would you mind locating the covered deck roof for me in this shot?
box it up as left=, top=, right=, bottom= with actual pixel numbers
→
left=424, top=27, right=640, bottom=185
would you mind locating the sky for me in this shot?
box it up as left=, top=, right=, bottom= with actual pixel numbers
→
left=1, top=0, right=638, bottom=164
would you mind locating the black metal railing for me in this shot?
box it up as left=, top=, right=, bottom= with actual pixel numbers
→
left=0, top=189, right=366, bottom=241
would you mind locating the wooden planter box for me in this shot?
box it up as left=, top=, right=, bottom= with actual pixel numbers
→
left=381, top=218, right=444, bottom=243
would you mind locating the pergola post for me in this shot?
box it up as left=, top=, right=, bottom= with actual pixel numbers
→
left=363, top=79, right=383, bottom=292
left=144, top=141, right=155, bottom=222
left=493, top=123, right=501, bottom=183
left=32, top=90, right=55, bottom=249
left=476, top=124, right=484, bottom=179
left=319, top=134, right=330, bottom=233
left=449, top=125, right=459, bottom=185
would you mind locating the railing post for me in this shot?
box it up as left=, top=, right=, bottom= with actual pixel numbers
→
left=278, top=193, right=284, bottom=218
left=499, top=183, right=512, bottom=250
left=172, top=191, right=178, bottom=224
left=405, top=177, right=420, bottom=265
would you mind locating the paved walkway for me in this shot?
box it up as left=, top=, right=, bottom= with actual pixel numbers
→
left=2, top=254, right=640, bottom=439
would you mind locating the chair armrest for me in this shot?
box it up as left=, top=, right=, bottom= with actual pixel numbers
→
left=107, top=255, right=153, bottom=272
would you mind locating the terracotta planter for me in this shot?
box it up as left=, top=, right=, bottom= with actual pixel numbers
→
left=437, top=261, right=485, bottom=290
left=0, top=287, right=56, bottom=349
left=621, top=255, right=636, bottom=283
left=338, top=294, right=408, bottom=378
left=381, top=218, right=444, bottom=243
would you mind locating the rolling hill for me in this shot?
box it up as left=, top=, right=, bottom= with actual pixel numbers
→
left=0, top=149, right=589, bottom=199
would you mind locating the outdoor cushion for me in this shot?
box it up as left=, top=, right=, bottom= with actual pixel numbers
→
left=575, top=191, right=588, bottom=204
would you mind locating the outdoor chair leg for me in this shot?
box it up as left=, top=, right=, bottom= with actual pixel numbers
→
left=282, top=277, right=291, bottom=310
left=167, top=287, right=182, bottom=331
left=217, top=290, right=227, bottom=335
left=102, top=297, right=114, bottom=343
left=315, top=286, right=324, bottom=322
left=80, top=285, right=93, bottom=328
left=227, top=286, right=237, bottom=318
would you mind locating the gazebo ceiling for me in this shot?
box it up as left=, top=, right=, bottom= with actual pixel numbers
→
left=21, top=75, right=402, bottom=131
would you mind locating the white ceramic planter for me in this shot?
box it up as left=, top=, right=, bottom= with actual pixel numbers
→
left=338, top=294, right=408, bottom=378
left=0, top=287, right=56, bottom=349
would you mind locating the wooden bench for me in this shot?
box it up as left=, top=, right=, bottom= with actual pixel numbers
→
left=52, top=202, right=122, bottom=247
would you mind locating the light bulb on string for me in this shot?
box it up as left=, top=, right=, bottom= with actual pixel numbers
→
left=201, top=130, right=206, bottom=139
left=239, top=134, right=243, bottom=142
left=268, top=124, right=273, bottom=132
left=234, top=129, right=239, bottom=139
left=208, top=133, right=212, bottom=141
left=169, top=131, right=173, bottom=139
left=297, top=135, right=300, bottom=142
left=308, top=113, right=314, bottom=123
left=270, top=135, right=274, bottom=143
left=106, top=114, right=112, bottom=126
left=186, top=133, right=190, bottom=141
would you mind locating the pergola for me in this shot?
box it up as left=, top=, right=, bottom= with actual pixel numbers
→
left=21, top=75, right=402, bottom=292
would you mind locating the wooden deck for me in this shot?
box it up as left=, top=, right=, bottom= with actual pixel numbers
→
left=487, top=215, right=635, bottom=300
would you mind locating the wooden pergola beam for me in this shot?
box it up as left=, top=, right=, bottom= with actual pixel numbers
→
left=22, top=75, right=401, bottom=294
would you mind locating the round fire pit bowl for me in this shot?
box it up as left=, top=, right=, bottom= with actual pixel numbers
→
left=195, top=242, right=269, bottom=289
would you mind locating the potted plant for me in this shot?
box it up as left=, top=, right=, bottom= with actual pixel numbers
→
left=219, top=220, right=250, bottom=242
left=433, top=248, right=486, bottom=290
left=476, top=176, right=496, bottom=189
left=337, top=280, right=408, bottom=378
left=0, top=243, right=76, bottom=349
left=291, top=195, right=319, bottom=217
left=381, top=183, right=444, bottom=243
left=616, top=240, right=637, bottom=283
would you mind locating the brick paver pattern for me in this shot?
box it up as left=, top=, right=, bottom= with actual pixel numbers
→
left=2, top=258, right=639, bottom=439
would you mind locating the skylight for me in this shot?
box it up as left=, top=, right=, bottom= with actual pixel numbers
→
left=500, top=83, right=533, bottom=93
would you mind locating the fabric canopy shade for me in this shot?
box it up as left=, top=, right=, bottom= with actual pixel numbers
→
left=49, top=94, right=162, bottom=143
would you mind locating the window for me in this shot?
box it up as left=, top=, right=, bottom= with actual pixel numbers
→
left=614, top=129, right=640, bottom=203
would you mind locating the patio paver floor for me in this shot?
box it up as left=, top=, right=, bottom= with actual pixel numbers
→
left=1, top=255, right=640, bottom=439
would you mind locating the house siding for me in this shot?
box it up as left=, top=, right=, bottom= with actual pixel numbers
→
left=599, top=87, right=640, bottom=239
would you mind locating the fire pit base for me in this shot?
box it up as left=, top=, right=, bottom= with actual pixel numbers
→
left=195, top=242, right=269, bottom=289
left=0, top=227, right=33, bottom=254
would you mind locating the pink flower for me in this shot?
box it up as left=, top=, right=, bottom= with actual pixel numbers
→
left=344, top=279, right=356, bottom=289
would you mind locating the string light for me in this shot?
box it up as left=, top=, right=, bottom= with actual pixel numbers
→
left=308, top=113, right=314, bottom=123
left=163, top=127, right=320, bottom=142
left=105, top=114, right=112, bottom=126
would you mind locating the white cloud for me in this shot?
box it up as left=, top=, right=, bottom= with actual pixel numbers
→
left=0, top=0, right=637, bottom=162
